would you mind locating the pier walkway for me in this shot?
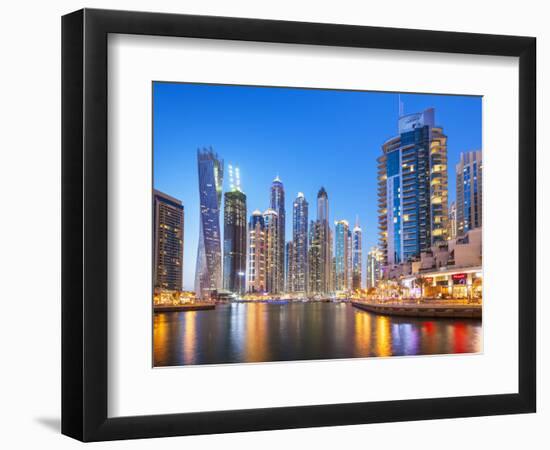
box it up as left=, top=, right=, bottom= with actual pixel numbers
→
left=351, top=300, right=481, bottom=319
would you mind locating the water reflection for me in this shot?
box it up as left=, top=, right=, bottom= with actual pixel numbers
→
left=153, top=303, right=482, bottom=367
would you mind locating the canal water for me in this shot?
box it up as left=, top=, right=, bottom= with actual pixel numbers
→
left=153, top=302, right=482, bottom=367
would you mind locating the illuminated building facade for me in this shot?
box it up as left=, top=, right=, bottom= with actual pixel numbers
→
left=285, top=241, right=295, bottom=292
left=456, top=150, right=482, bottom=236
left=448, top=201, right=457, bottom=240
left=346, top=227, right=353, bottom=289
left=247, top=210, right=266, bottom=293
left=263, top=208, right=280, bottom=294
left=222, top=166, right=247, bottom=295
left=153, top=190, right=184, bottom=291
left=270, top=176, right=286, bottom=293
left=292, top=192, right=309, bottom=293
left=366, top=247, right=383, bottom=289
left=378, top=108, right=448, bottom=267
left=334, top=220, right=350, bottom=292
left=352, top=217, right=363, bottom=290
left=315, top=187, right=332, bottom=294
left=195, top=148, right=224, bottom=299
left=308, top=220, right=323, bottom=294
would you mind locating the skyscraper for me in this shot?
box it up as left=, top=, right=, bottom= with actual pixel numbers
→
left=195, top=148, right=224, bottom=299
left=456, top=150, right=482, bottom=236
left=247, top=210, right=266, bottom=293
left=270, top=176, right=286, bottom=293
left=153, top=190, right=184, bottom=291
left=346, top=227, right=353, bottom=290
left=366, top=247, right=383, bottom=290
left=314, top=187, right=332, bottom=294
left=352, top=217, right=363, bottom=290
left=263, top=208, right=280, bottom=294
left=378, top=108, right=449, bottom=266
left=285, top=241, right=295, bottom=293
left=328, top=227, right=334, bottom=293
left=334, top=220, right=351, bottom=292
left=292, top=192, right=309, bottom=294
left=317, top=186, right=329, bottom=223
left=222, top=165, right=247, bottom=295
left=308, top=220, right=323, bottom=294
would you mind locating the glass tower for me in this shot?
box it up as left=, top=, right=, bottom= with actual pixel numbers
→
left=270, top=176, right=285, bottom=293
left=352, top=217, right=363, bottom=290
left=346, top=227, right=353, bottom=289
left=378, top=108, right=448, bottom=266
left=263, top=208, right=280, bottom=294
left=456, top=151, right=482, bottom=236
left=334, top=220, right=350, bottom=292
left=223, top=187, right=247, bottom=295
left=318, top=187, right=332, bottom=293
left=195, top=147, right=224, bottom=299
left=292, top=192, right=309, bottom=294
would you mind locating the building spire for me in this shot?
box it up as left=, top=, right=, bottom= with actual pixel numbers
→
left=354, top=215, right=362, bottom=232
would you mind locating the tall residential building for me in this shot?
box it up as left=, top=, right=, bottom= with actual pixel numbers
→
left=329, top=227, right=335, bottom=293
left=285, top=241, right=295, bottom=292
left=309, top=187, right=334, bottom=294
left=346, top=227, right=353, bottom=289
left=263, top=208, right=280, bottom=294
left=456, top=150, right=483, bottom=236
left=334, top=220, right=351, bottom=292
left=366, top=247, right=383, bottom=290
left=222, top=165, right=247, bottom=295
left=448, top=201, right=457, bottom=240
left=247, top=210, right=266, bottom=293
left=270, top=176, right=286, bottom=293
left=378, top=108, right=449, bottom=267
left=292, top=192, right=309, bottom=293
left=308, top=220, right=323, bottom=294
left=195, top=148, right=224, bottom=299
left=153, top=190, right=184, bottom=291
left=352, top=217, right=363, bottom=290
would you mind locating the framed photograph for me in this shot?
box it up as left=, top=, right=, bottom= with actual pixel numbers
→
left=62, top=8, right=536, bottom=441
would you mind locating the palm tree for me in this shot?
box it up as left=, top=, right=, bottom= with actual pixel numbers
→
left=415, top=276, right=426, bottom=299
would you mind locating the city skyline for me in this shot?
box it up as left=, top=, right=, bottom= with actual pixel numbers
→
left=154, top=82, right=482, bottom=290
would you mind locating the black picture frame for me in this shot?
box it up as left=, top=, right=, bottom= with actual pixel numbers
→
left=62, top=8, right=536, bottom=442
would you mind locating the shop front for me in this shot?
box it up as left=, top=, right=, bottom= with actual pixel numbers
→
left=451, top=273, right=468, bottom=298
left=415, top=267, right=482, bottom=300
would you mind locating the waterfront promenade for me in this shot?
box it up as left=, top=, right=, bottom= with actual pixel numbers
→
left=351, top=300, right=481, bottom=319
left=153, top=303, right=215, bottom=313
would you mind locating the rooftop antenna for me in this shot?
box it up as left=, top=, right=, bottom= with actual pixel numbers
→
left=354, top=215, right=361, bottom=231
left=398, top=94, right=404, bottom=117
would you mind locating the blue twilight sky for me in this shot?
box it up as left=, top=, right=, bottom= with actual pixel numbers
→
left=153, top=82, right=482, bottom=290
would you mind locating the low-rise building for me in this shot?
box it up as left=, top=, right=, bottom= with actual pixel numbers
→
left=382, top=228, right=482, bottom=300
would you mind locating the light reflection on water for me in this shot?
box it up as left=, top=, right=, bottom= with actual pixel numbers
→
left=153, top=303, right=482, bottom=367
